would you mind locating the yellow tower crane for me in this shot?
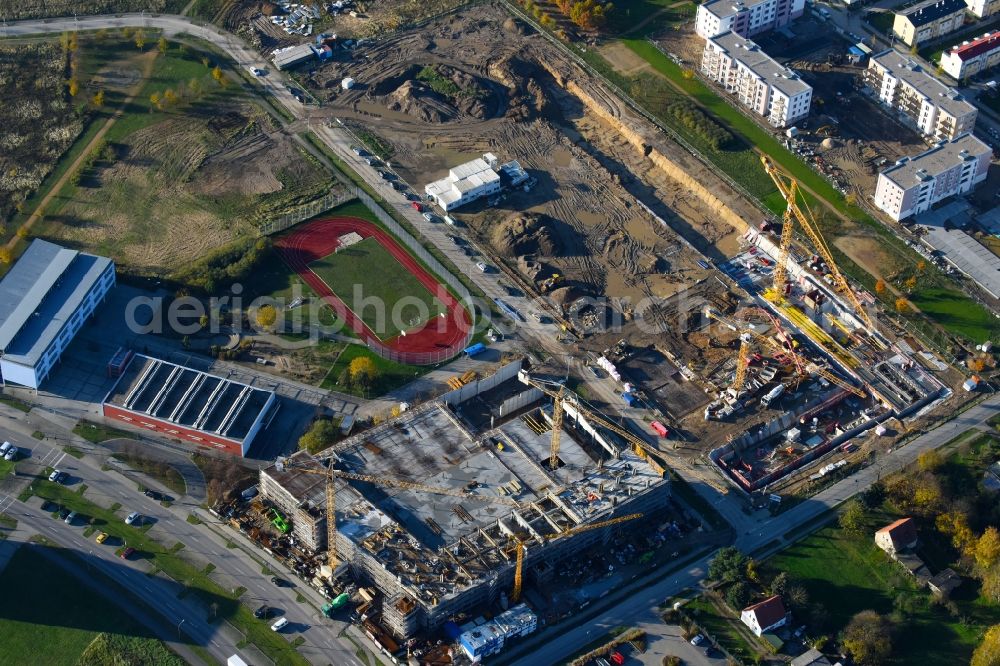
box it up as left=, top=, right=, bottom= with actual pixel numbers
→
left=731, top=333, right=754, bottom=395
left=705, top=309, right=866, bottom=399
left=549, top=386, right=565, bottom=470
left=761, top=155, right=875, bottom=332
left=520, top=376, right=668, bottom=474
left=274, top=457, right=521, bottom=572
left=509, top=513, right=643, bottom=603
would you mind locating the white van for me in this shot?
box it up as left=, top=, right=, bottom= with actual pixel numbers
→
left=271, top=617, right=290, bottom=632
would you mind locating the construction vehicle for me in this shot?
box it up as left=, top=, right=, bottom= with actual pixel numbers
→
left=269, top=508, right=291, bottom=534
left=705, top=308, right=866, bottom=399
left=540, top=273, right=563, bottom=293
left=322, top=592, right=351, bottom=617
left=761, top=156, right=875, bottom=332
left=273, top=456, right=521, bottom=572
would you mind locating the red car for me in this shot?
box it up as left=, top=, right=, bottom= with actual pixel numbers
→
left=610, top=652, right=625, bottom=665
left=411, top=201, right=423, bottom=212
left=119, top=547, right=135, bottom=559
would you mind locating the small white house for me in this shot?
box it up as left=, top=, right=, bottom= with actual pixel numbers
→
left=740, top=595, right=788, bottom=637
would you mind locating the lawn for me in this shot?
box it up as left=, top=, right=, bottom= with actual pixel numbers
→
left=22, top=480, right=308, bottom=666
left=866, top=11, right=895, bottom=35
left=768, top=521, right=1000, bottom=665
left=908, top=287, right=1000, bottom=343
left=685, top=596, right=760, bottom=663
left=321, top=344, right=426, bottom=397
left=73, top=420, right=137, bottom=444
left=309, top=237, right=446, bottom=341
left=605, top=0, right=696, bottom=36
left=0, top=546, right=182, bottom=666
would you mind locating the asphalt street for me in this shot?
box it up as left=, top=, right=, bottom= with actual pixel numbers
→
left=0, top=407, right=372, bottom=666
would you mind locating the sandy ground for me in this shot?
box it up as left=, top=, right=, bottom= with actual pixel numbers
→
left=306, top=6, right=755, bottom=312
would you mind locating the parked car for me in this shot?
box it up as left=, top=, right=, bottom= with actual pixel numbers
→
left=64, top=511, right=77, bottom=525
left=476, top=262, right=488, bottom=273
left=144, top=489, right=165, bottom=501
left=411, top=201, right=423, bottom=212
left=0, top=441, right=11, bottom=456
left=270, top=576, right=284, bottom=587
left=49, top=469, right=62, bottom=482
left=4, top=446, right=17, bottom=461
left=254, top=605, right=270, bottom=619
left=119, top=547, right=136, bottom=559
left=56, top=472, right=68, bottom=484
left=690, top=634, right=706, bottom=646
left=58, top=507, right=70, bottom=520
left=125, top=511, right=140, bottom=525
left=422, top=212, right=436, bottom=222
left=95, top=532, right=109, bottom=544
left=271, top=617, right=290, bottom=632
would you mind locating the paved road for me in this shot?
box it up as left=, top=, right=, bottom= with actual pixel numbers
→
left=500, top=393, right=1000, bottom=665
left=0, top=408, right=372, bottom=666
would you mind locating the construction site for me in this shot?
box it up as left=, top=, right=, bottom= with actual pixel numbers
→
left=307, top=5, right=762, bottom=314
left=251, top=359, right=673, bottom=641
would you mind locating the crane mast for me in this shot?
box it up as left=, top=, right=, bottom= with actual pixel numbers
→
left=761, top=156, right=875, bottom=331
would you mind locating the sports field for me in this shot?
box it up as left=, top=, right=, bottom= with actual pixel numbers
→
left=308, top=237, right=446, bottom=341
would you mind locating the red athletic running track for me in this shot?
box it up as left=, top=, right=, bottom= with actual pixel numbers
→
left=274, top=216, right=471, bottom=360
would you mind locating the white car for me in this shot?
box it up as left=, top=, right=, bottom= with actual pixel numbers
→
left=0, top=441, right=10, bottom=456
left=48, top=469, right=62, bottom=482
left=4, top=446, right=17, bottom=461
left=690, top=634, right=705, bottom=646
left=476, top=262, right=488, bottom=273
left=125, top=511, right=140, bottom=525
left=271, top=617, right=289, bottom=632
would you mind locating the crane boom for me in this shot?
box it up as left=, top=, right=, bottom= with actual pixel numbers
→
left=549, top=389, right=564, bottom=470
left=771, top=186, right=797, bottom=296
left=511, top=540, right=525, bottom=603
left=732, top=334, right=752, bottom=394
left=761, top=156, right=875, bottom=331
left=555, top=512, right=643, bottom=538
left=705, top=309, right=866, bottom=399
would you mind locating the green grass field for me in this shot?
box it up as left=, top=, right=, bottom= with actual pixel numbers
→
left=606, top=0, right=696, bottom=35
left=320, top=344, right=425, bottom=397
left=909, top=287, right=1000, bottom=343
left=309, top=237, right=446, bottom=341
left=0, top=546, right=182, bottom=666
left=768, top=521, right=1000, bottom=665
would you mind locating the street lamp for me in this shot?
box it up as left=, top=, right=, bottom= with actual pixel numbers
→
left=177, top=618, right=186, bottom=639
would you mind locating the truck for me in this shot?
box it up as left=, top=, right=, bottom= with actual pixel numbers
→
left=322, top=593, right=351, bottom=617
left=761, top=384, right=785, bottom=408
left=621, top=392, right=637, bottom=407
left=650, top=421, right=669, bottom=438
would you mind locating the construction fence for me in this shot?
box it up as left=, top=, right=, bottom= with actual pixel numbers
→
left=258, top=189, right=357, bottom=236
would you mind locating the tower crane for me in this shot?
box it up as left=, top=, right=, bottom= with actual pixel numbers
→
left=274, top=456, right=522, bottom=571
left=732, top=333, right=754, bottom=395
left=508, top=513, right=642, bottom=602
left=705, top=309, right=866, bottom=399
left=761, top=156, right=875, bottom=332
left=519, top=374, right=668, bottom=474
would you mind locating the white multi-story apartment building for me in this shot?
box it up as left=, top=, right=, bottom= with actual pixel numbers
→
left=0, top=239, right=115, bottom=389
left=864, top=50, right=977, bottom=141
left=965, top=0, right=1000, bottom=19
left=893, top=0, right=966, bottom=47
left=695, top=0, right=805, bottom=39
left=701, top=32, right=812, bottom=127
left=941, top=31, right=1000, bottom=79
left=874, top=133, right=991, bottom=221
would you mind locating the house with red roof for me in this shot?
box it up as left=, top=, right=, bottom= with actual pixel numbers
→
left=740, top=595, right=788, bottom=637
left=941, top=32, right=1000, bottom=80
left=875, top=517, right=918, bottom=557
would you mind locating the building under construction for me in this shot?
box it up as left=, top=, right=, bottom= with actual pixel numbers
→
left=258, top=360, right=671, bottom=639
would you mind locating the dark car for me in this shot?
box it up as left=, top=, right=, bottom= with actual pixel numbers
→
left=705, top=646, right=722, bottom=658
left=144, top=489, right=163, bottom=501
left=270, top=576, right=284, bottom=587
left=119, top=547, right=136, bottom=559
left=254, top=605, right=270, bottom=619
left=56, top=471, right=68, bottom=484
left=58, top=507, right=71, bottom=520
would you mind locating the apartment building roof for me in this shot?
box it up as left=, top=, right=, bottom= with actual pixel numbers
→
left=710, top=31, right=810, bottom=97
left=701, top=0, right=771, bottom=19
left=871, top=50, right=975, bottom=118
left=880, top=133, right=990, bottom=189
left=897, top=0, right=966, bottom=26
left=948, top=31, right=1000, bottom=61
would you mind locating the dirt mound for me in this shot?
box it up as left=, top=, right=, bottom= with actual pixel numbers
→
left=386, top=80, right=456, bottom=123
left=549, top=285, right=580, bottom=306
left=502, top=17, right=525, bottom=34
left=376, top=63, right=496, bottom=122
left=488, top=54, right=550, bottom=121
left=491, top=212, right=560, bottom=257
